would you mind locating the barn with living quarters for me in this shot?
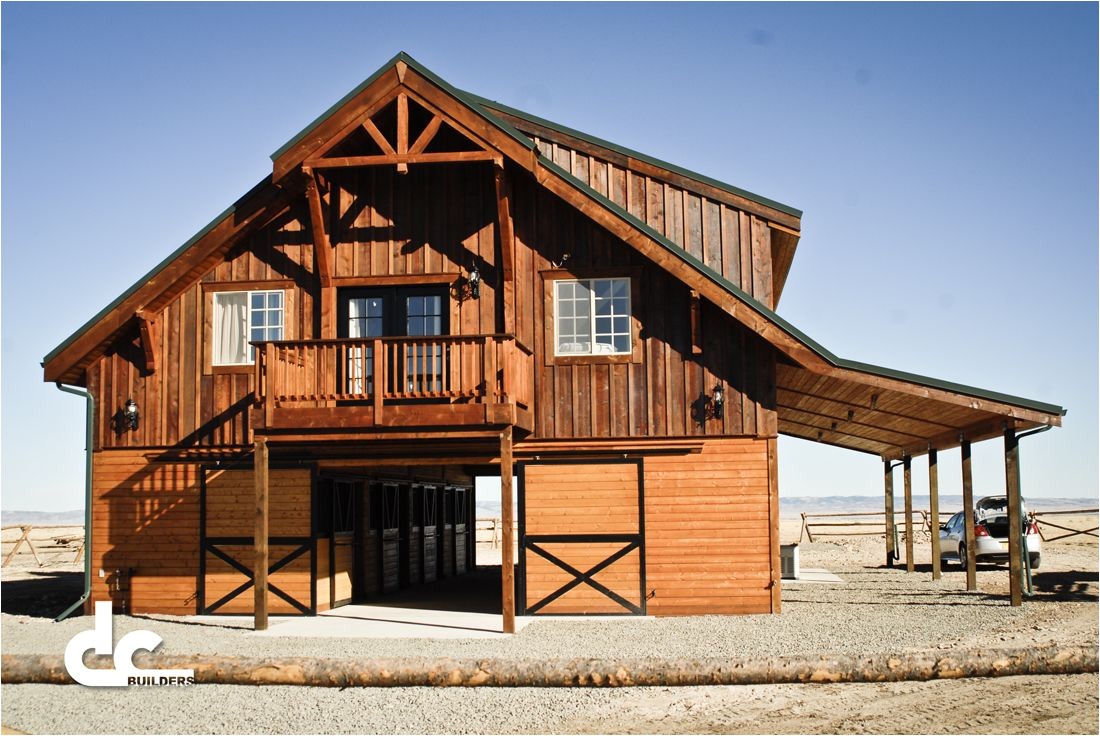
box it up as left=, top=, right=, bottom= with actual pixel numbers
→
left=43, top=53, right=1064, bottom=631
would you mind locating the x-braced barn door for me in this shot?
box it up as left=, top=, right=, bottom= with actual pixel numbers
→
left=518, top=459, right=645, bottom=615
left=199, top=467, right=315, bottom=615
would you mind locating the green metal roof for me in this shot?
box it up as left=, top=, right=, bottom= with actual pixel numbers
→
left=46, top=53, right=1065, bottom=421
left=466, top=92, right=803, bottom=220
left=42, top=175, right=273, bottom=367
left=537, top=157, right=1065, bottom=418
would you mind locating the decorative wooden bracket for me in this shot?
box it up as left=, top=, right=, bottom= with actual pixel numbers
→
left=302, top=87, right=503, bottom=174
left=135, top=309, right=157, bottom=375
left=303, top=170, right=333, bottom=289
left=495, top=164, right=516, bottom=335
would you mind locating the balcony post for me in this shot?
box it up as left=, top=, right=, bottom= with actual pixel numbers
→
left=372, top=339, right=384, bottom=423
left=263, top=343, right=275, bottom=428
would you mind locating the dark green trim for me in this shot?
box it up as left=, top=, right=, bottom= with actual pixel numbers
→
left=538, top=157, right=1064, bottom=419
left=42, top=174, right=274, bottom=367
left=270, top=51, right=535, bottom=163
left=468, top=92, right=802, bottom=220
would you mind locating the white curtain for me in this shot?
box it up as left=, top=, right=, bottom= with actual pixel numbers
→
left=347, top=298, right=366, bottom=394
left=214, top=292, right=248, bottom=365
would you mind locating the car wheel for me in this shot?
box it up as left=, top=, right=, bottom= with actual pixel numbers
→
left=1029, top=553, right=1041, bottom=570
left=958, top=543, right=968, bottom=569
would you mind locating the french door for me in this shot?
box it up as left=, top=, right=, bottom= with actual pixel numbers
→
left=337, top=287, right=448, bottom=397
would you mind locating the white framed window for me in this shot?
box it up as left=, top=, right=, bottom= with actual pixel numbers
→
left=212, top=290, right=284, bottom=365
left=554, top=278, right=631, bottom=356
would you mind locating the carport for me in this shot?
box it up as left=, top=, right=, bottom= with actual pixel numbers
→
left=774, top=356, right=1066, bottom=606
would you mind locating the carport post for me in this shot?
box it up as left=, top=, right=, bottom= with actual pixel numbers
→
left=883, top=459, right=896, bottom=567
left=1004, top=427, right=1023, bottom=606
left=929, top=449, right=941, bottom=580
left=960, top=439, right=977, bottom=590
left=500, top=426, right=516, bottom=634
left=903, top=455, right=914, bottom=572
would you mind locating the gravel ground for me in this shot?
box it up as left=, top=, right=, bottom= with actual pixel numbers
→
left=2, top=521, right=1096, bottom=734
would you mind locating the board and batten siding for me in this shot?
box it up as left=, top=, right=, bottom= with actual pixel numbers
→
left=518, top=130, right=777, bottom=309
left=84, top=161, right=777, bottom=450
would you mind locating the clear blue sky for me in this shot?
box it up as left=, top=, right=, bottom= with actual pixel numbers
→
left=2, top=3, right=1096, bottom=511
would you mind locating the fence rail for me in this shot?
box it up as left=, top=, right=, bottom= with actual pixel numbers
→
left=1, top=525, right=84, bottom=568
left=1030, top=509, right=1099, bottom=543
left=799, top=510, right=957, bottom=544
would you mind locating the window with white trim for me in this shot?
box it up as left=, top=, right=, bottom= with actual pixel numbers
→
left=212, top=290, right=284, bottom=365
left=554, top=278, right=631, bottom=356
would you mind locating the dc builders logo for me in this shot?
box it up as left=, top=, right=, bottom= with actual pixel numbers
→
left=64, top=602, right=195, bottom=687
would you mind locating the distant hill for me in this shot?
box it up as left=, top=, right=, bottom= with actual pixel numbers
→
left=1, top=509, right=84, bottom=526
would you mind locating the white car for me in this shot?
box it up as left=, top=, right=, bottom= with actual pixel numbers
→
left=939, top=495, right=1041, bottom=569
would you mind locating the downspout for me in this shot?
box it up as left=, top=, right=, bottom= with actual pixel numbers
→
left=54, top=382, right=94, bottom=621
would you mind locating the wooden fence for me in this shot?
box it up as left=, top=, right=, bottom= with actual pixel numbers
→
left=1031, top=509, right=1099, bottom=543
left=799, top=510, right=957, bottom=544
left=1, top=525, right=85, bottom=568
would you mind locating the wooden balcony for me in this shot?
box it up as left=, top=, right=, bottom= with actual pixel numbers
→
left=251, top=335, right=533, bottom=437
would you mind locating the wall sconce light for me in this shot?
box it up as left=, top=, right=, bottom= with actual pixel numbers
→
left=467, top=263, right=481, bottom=300
left=123, top=398, right=140, bottom=431
left=711, top=384, right=724, bottom=420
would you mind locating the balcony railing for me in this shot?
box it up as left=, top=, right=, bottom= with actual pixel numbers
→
left=253, top=335, right=532, bottom=430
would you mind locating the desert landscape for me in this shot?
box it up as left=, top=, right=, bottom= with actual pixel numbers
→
left=2, top=509, right=1096, bottom=734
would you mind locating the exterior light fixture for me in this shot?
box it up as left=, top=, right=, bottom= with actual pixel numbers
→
left=711, top=384, right=724, bottom=420
left=467, top=263, right=481, bottom=300
left=123, top=398, right=140, bottom=431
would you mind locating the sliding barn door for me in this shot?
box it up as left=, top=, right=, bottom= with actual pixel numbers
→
left=519, top=460, right=645, bottom=615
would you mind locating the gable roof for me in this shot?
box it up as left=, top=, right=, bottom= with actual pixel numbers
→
left=43, top=52, right=1064, bottom=455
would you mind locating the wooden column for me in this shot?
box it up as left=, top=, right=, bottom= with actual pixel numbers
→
left=961, top=439, right=977, bottom=590
left=767, top=438, right=781, bottom=613
left=500, top=427, right=515, bottom=634
left=929, top=448, right=941, bottom=580
left=883, top=459, right=896, bottom=567
left=253, top=437, right=269, bottom=631
left=903, top=455, right=914, bottom=573
left=1004, top=428, right=1023, bottom=607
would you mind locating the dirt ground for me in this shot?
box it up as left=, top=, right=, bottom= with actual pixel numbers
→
left=1, top=516, right=1097, bottom=735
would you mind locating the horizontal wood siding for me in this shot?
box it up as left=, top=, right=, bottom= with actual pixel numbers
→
left=644, top=439, right=773, bottom=615
left=89, top=450, right=202, bottom=615
left=522, top=462, right=641, bottom=614
left=203, top=467, right=312, bottom=615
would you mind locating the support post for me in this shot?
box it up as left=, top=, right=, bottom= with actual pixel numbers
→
left=1004, top=428, right=1023, bottom=607
left=254, top=437, right=269, bottom=631
left=929, top=448, right=940, bottom=580
left=499, top=426, right=515, bottom=634
left=961, top=439, right=977, bottom=590
left=903, top=455, right=914, bottom=573
left=883, top=458, right=895, bottom=567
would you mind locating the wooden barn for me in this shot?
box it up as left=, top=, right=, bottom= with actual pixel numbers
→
left=43, top=53, right=1064, bottom=630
